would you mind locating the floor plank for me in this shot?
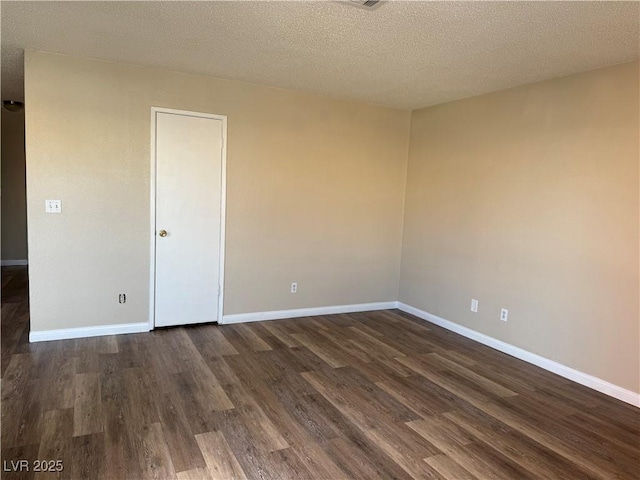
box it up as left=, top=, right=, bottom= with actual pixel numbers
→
left=194, top=430, right=247, bottom=480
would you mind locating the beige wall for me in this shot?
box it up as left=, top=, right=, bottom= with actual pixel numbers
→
left=400, top=62, right=639, bottom=392
left=1, top=109, right=28, bottom=261
left=24, top=52, right=410, bottom=332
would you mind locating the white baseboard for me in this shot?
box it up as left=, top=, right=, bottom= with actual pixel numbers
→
left=222, top=301, right=398, bottom=325
left=397, top=302, right=640, bottom=408
left=29, top=322, right=150, bottom=343
left=1, top=259, right=28, bottom=266
left=26, top=299, right=639, bottom=407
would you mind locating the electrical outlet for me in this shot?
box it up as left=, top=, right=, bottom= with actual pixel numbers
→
left=119, top=293, right=126, bottom=304
left=291, top=282, right=297, bottom=294
left=501, top=308, right=508, bottom=322
left=470, top=299, right=478, bottom=313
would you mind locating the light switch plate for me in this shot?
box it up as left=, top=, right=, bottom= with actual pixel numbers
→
left=45, top=199, right=62, bottom=213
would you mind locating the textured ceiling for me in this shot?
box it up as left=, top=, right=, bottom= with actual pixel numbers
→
left=2, top=1, right=639, bottom=109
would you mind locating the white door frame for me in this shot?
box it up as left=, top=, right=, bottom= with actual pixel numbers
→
left=149, top=107, right=227, bottom=330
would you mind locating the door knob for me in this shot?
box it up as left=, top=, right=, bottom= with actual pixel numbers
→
left=158, top=230, right=167, bottom=237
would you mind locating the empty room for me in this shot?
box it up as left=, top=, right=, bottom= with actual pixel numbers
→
left=1, top=1, right=638, bottom=479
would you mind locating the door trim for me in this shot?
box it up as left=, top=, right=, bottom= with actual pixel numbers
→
left=149, top=107, right=228, bottom=330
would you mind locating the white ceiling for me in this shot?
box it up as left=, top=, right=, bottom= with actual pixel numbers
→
left=2, top=1, right=639, bottom=110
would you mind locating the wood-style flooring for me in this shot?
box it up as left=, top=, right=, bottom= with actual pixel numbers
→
left=2, top=266, right=639, bottom=479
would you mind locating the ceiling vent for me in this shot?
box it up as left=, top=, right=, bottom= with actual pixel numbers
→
left=345, top=0, right=383, bottom=10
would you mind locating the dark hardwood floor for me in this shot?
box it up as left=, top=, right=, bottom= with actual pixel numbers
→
left=2, top=265, right=639, bottom=479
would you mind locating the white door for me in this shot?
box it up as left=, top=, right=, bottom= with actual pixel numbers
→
left=152, top=109, right=226, bottom=328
